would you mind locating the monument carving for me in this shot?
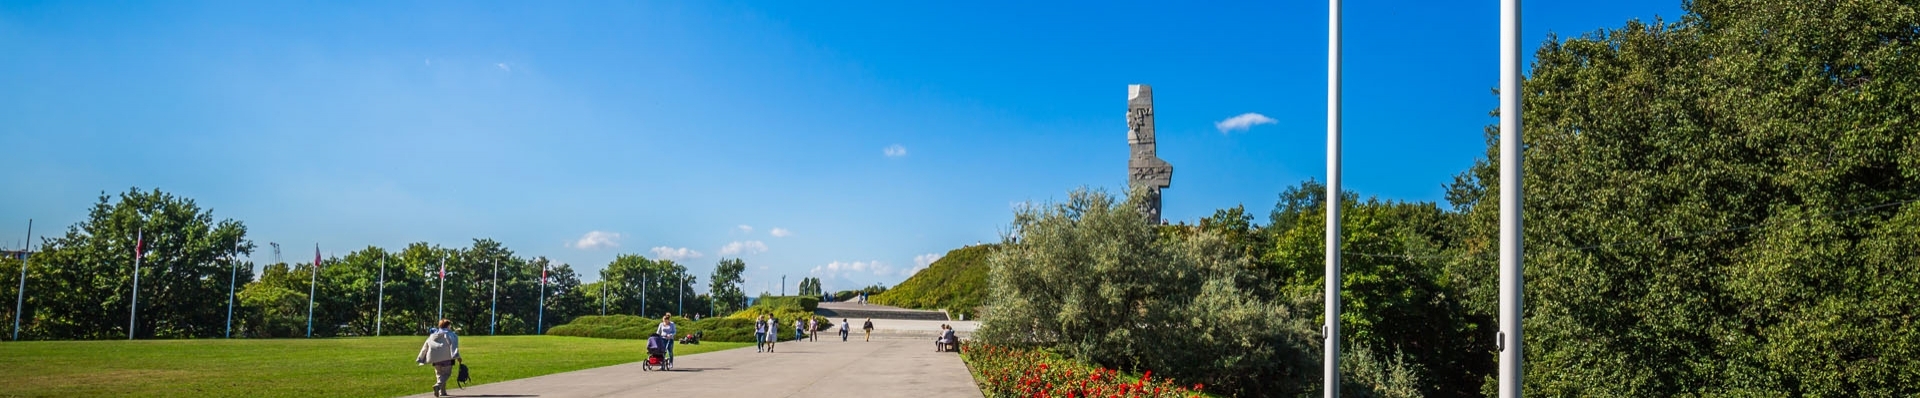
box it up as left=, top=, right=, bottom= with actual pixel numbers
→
left=1127, top=84, right=1173, bottom=223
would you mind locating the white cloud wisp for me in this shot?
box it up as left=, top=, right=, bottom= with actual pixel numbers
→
left=883, top=144, right=908, bottom=158
left=719, top=241, right=769, bottom=256
left=570, top=231, right=622, bottom=250
left=650, top=246, right=704, bottom=262
left=769, top=228, right=791, bottom=238
left=1215, top=112, right=1277, bottom=134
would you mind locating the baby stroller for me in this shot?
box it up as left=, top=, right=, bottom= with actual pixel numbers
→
left=642, top=334, right=673, bottom=371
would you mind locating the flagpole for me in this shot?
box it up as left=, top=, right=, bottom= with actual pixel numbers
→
left=537, top=262, right=546, bottom=334
left=1325, top=0, right=1344, bottom=394
left=437, top=256, right=446, bottom=321
left=130, top=229, right=142, bottom=340
left=224, top=237, right=237, bottom=338
left=1498, top=0, right=1527, bottom=395
left=376, top=251, right=386, bottom=336
left=306, top=244, right=318, bottom=338
left=490, top=258, right=498, bottom=335
left=678, top=272, right=684, bottom=316
left=14, top=219, right=32, bottom=341
left=600, top=281, right=606, bottom=315
left=641, top=274, right=648, bottom=317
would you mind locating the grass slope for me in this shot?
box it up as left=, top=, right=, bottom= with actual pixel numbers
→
left=0, top=336, right=750, bottom=397
left=870, top=244, right=996, bottom=318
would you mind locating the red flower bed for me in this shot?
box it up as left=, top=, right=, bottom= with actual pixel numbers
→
left=960, top=342, right=1205, bottom=398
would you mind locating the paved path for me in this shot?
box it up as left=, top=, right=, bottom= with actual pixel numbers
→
left=403, top=337, right=981, bottom=398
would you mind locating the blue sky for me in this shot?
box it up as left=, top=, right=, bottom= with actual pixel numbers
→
left=1, top=0, right=1682, bottom=292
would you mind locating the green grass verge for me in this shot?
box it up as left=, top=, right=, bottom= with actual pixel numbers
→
left=0, top=336, right=751, bottom=397
left=871, top=244, right=996, bottom=318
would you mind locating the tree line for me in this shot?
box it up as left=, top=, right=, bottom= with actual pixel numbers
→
left=1, top=188, right=750, bottom=339
left=981, top=0, right=1920, bottom=396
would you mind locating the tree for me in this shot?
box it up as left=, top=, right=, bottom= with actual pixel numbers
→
left=22, top=188, right=253, bottom=339
left=796, top=277, right=823, bottom=296
left=599, top=254, right=691, bottom=318
left=980, top=188, right=1319, bottom=397
left=1438, top=1, right=1920, bottom=394
left=709, top=258, right=746, bottom=314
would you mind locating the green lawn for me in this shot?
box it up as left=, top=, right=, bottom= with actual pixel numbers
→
left=0, top=336, right=751, bottom=397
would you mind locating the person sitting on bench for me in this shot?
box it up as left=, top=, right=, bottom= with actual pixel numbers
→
left=934, top=324, right=959, bottom=352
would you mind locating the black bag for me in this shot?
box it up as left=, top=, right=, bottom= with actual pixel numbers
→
left=456, top=362, right=471, bottom=387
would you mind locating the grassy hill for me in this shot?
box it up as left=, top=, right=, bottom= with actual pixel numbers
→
left=870, top=244, right=997, bottom=319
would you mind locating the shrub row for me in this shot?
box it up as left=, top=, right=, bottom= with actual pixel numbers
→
left=961, top=342, right=1206, bottom=398
left=547, top=305, right=832, bottom=343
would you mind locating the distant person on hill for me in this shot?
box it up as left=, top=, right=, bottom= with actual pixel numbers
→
left=754, top=315, right=768, bottom=352
left=656, top=314, right=678, bottom=361
left=839, top=319, right=850, bottom=341
left=792, top=318, right=804, bottom=341
left=863, top=318, right=874, bottom=342
left=415, top=319, right=462, bottom=397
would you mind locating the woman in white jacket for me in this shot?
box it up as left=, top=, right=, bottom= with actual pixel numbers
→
left=416, top=319, right=462, bottom=397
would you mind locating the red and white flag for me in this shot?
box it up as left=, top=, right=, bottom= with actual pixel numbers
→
left=314, top=245, right=322, bottom=268
left=542, top=266, right=548, bottom=285
left=439, top=260, right=446, bottom=280
left=135, top=232, right=144, bottom=258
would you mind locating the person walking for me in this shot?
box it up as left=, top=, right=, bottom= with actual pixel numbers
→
left=756, top=315, right=771, bottom=353
left=839, top=318, right=850, bottom=342
left=415, top=319, right=462, bottom=397
left=792, top=318, right=804, bottom=341
left=807, top=318, right=818, bottom=342
left=862, top=318, right=874, bottom=342
left=656, top=314, right=678, bottom=364
left=754, top=315, right=767, bottom=352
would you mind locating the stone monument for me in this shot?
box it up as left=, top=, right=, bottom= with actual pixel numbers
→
left=1127, top=84, right=1173, bottom=223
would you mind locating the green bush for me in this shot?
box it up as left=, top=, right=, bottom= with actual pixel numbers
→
left=748, top=295, right=819, bottom=312
left=545, top=315, right=699, bottom=340
left=979, top=188, right=1317, bottom=397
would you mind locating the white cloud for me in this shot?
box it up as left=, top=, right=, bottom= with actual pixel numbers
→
left=769, top=228, right=791, bottom=238
left=737, top=225, right=753, bottom=233
left=497, top=63, right=511, bottom=71
left=718, top=241, right=768, bottom=256
left=1214, top=112, right=1277, bottom=134
left=810, top=260, right=895, bottom=280
left=883, top=144, right=908, bottom=158
left=914, top=253, right=944, bottom=267
left=649, top=246, right=704, bottom=261
left=899, top=253, right=943, bottom=278
left=569, top=231, right=622, bottom=250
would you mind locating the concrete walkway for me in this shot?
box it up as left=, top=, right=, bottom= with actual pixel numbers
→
left=403, top=337, right=982, bottom=398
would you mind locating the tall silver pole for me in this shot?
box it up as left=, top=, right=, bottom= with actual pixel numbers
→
left=678, top=273, right=684, bottom=316
left=537, top=262, right=546, bottom=334
left=437, top=256, right=446, bottom=321
left=490, top=258, right=498, bottom=335
left=376, top=252, right=385, bottom=336
left=13, top=219, right=30, bottom=341
left=306, top=245, right=317, bottom=338
left=130, top=229, right=142, bottom=340
left=600, top=281, right=606, bottom=315
left=224, top=241, right=236, bottom=338
left=1499, top=0, right=1526, bottom=395
left=1324, top=0, right=1343, bottom=395
left=642, top=274, right=648, bottom=317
